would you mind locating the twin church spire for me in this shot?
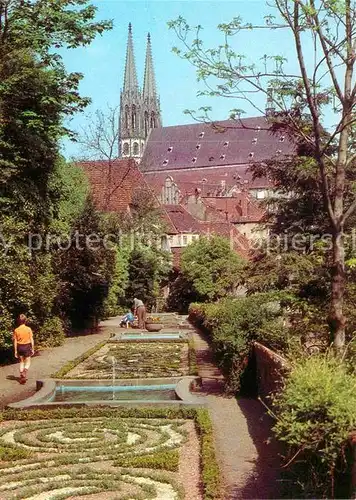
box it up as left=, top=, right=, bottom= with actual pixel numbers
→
left=120, top=23, right=161, bottom=159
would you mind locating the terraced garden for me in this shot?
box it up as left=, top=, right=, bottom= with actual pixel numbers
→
left=61, top=341, right=190, bottom=380
left=0, top=407, right=218, bottom=500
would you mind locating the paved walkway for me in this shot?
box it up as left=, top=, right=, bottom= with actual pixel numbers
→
left=193, top=329, right=282, bottom=499
left=0, top=328, right=110, bottom=409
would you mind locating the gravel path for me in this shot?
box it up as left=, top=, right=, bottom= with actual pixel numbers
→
left=0, top=329, right=110, bottom=409
left=193, top=329, right=282, bottom=499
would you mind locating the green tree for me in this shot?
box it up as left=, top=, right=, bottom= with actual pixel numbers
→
left=180, top=235, right=245, bottom=302
left=102, top=245, right=130, bottom=318
left=169, top=1, right=356, bottom=349
left=126, top=246, right=171, bottom=310
left=56, top=198, right=111, bottom=329
left=0, top=1, right=111, bottom=347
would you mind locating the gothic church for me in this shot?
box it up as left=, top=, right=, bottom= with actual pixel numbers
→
left=119, top=23, right=161, bottom=159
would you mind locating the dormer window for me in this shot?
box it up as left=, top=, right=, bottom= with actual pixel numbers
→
left=223, top=141, right=229, bottom=147
left=256, top=126, right=261, bottom=132
left=209, top=156, right=214, bottom=161
left=167, top=146, right=173, bottom=152
left=252, top=137, right=257, bottom=144
left=192, top=157, right=197, bottom=163
left=196, top=144, right=201, bottom=150
left=199, top=131, right=205, bottom=138
left=220, top=154, right=226, bottom=160
left=248, top=152, right=254, bottom=158
left=276, top=149, right=282, bottom=155
left=279, top=135, right=285, bottom=142
left=163, top=159, right=169, bottom=165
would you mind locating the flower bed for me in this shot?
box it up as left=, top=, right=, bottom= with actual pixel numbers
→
left=62, top=342, right=190, bottom=379
left=0, top=407, right=220, bottom=500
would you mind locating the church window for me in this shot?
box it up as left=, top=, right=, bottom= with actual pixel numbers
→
left=131, top=105, right=136, bottom=130
left=144, top=111, right=149, bottom=137
left=125, top=105, right=129, bottom=129
left=150, top=111, right=156, bottom=128
left=133, top=142, right=139, bottom=155
left=123, top=143, right=129, bottom=156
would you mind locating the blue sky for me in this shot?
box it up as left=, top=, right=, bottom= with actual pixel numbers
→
left=60, top=0, right=314, bottom=159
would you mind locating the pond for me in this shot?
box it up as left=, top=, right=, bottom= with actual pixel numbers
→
left=54, top=384, right=178, bottom=402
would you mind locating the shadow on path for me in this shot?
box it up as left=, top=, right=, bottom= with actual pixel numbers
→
left=226, top=397, right=283, bottom=499
left=6, top=375, right=22, bottom=384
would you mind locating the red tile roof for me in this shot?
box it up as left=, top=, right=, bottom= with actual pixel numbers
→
left=163, top=204, right=202, bottom=233
left=164, top=204, right=250, bottom=260
left=202, top=195, right=264, bottom=223
left=141, top=117, right=294, bottom=173
left=143, top=166, right=271, bottom=201
left=77, top=159, right=154, bottom=213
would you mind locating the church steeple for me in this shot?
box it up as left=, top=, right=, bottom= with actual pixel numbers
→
left=142, top=32, right=162, bottom=138
left=119, top=23, right=144, bottom=159
left=143, top=33, right=157, bottom=100
left=123, top=23, right=139, bottom=93
left=119, top=25, right=162, bottom=160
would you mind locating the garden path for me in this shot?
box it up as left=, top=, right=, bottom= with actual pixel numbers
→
left=0, top=316, right=283, bottom=500
left=0, top=329, right=109, bottom=409
left=193, top=329, right=283, bottom=499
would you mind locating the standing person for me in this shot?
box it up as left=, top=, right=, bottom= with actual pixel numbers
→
left=13, top=314, right=34, bottom=384
left=133, top=297, right=146, bottom=330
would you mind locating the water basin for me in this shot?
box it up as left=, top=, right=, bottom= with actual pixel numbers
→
left=7, top=377, right=205, bottom=408
left=111, top=332, right=186, bottom=342
left=55, top=384, right=177, bottom=402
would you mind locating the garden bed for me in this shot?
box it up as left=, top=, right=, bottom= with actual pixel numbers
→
left=61, top=342, right=190, bottom=380
left=0, top=407, right=220, bottom=500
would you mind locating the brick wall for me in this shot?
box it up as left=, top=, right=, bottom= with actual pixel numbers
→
left=253, top=341, right=290, bottom=402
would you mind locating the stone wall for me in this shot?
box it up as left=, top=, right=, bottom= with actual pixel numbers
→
left=254, top=342, right=356, bottom=497
left=253, top=341, right=290, bottom=402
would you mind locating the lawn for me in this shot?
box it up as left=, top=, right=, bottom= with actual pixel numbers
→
left=63, top=342, right=189, bottom=379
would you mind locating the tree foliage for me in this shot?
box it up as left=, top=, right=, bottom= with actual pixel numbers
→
left=126, top=246, right=171, bottom=310
left=180, top=235, right=245, bottom=302
left=0, top=0, right=111, bottom=348
left=170, top=1, right=356, bottom=348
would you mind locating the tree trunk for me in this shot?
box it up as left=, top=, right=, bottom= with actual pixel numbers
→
left=328, top=229, right=346, bottom=349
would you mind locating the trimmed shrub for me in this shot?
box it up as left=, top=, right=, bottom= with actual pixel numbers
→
left=273, top=356, right=356, bottom=498
left=34, top=316, right=65, bottom=347
left=189, top=293, right=292, bottom=393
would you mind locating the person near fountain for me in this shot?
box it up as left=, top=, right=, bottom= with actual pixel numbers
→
left=13, top=314, right=34, bottom=384
left=119, top=311, right=135, bottom=328
left=133, top=297, right=146, bottom=330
